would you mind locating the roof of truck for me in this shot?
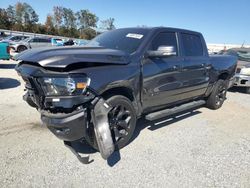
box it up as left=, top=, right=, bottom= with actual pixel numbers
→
left=115, top=27, right=202, bottom=35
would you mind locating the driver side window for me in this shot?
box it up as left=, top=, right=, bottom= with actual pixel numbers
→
left=150, top=32, right=178, bottom=56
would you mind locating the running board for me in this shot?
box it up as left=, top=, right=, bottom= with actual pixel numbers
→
left=145, top=100, right=206, bottom=121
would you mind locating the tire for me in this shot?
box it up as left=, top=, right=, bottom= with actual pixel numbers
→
left=17, top=45, right=27, bottom=53
left=206, top=79, right=228, bottom=110
left=85, top=95, right=137, bottom=150
left=245, top=87, right=250, bottom=94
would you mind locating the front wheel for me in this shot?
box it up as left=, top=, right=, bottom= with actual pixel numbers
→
left=206, top=79, right=228, bottom=110
left=17, top=45, right=27, bottom=53
left=86, top=95, right=137, bottom=150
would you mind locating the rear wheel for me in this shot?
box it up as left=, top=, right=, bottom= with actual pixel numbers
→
left=206, top=79, right=228, bottom=109
left=85, top=95, right=137, bottom=150
left=17, top=45, right=27, bottom=53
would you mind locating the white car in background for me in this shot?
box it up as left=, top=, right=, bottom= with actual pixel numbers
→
left=0, top=35, right=28, bottom=43
left=225, top=48, right=250, bottom=93
left=10, top=37, right=51, bottom=52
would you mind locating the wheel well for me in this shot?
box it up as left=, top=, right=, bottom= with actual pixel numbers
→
left=218, top=72, right=229, bottom=80
left=17, top=45, right=27, bottom=50
left=101, top=87, right=135, bottom=102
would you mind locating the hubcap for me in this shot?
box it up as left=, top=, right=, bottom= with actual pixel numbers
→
left=108, top=105, right=132, bottom=142
left=215, top=85, right=226, bottom=106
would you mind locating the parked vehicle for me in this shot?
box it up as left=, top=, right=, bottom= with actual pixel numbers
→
left=10, top=37, right=51, bottom=52
left=223, top=48, right=250, bottom=93
left=74, top=39, right=89, bottom=46
left=0, top=42, right=10, bottom=60
left=63, top=39, right=75, bottom=46
left=51, top=38, right=64, bottom=46
left=0, top=35, right=28, bottom=43
left=0, top=31, right=8, bottom=40
left=15, top=27, right=237, bottom=163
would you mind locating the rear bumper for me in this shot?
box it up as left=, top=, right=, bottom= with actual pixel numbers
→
left=234, top=74, right=250, bottom=87
left=41, top=108, right=87, bottom=141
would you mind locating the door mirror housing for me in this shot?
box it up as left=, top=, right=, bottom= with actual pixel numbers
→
left=146, top=45, right=177, bottom=58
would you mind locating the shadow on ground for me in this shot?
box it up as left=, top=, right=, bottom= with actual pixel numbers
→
left=228, top=87, right=249, bottom=94
left=69, top=108, right=202, bottom=167
left=0, top=64, right=16, bottom=69
left=0, top=78, right=20, bottom=89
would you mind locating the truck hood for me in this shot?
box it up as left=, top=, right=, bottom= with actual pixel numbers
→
left=15, top=46, right=130, bottom=68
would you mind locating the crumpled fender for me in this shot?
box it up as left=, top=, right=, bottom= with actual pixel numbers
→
left=91, top=97, right=115, bottom=159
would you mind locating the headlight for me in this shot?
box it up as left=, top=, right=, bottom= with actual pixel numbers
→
left=38, top=75, right=90, bottom=96
left=240, top=67, right=250, bottom=76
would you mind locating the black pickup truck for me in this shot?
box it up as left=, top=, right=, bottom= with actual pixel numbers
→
left=15, top=27, right=237, bottom=163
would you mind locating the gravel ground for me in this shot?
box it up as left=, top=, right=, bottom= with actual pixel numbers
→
left=0, top=60, right=250, bottom=188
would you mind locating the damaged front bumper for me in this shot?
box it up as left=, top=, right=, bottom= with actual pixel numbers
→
left=41, top=107, right=87, bottom=141
left=40, top=98, right=114, bottom=163
left=16, top=63, right=115, bottom=164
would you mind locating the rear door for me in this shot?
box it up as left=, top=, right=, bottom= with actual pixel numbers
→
left=142, top=32, right=184, bottom=111
left=179, top=33, right=210, bottom=98
left=39, top=38, right=51, bottom=47
left=28, top=37, right=39, bottom=48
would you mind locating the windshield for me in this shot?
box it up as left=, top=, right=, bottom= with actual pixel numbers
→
left=226, top=49, right=250, bottom=62
left=87, top=28, right=149, bottom=54
left=3, top=36, right=12, bottom=40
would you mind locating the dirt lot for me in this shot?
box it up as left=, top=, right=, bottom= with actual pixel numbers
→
left=0, top=60, right=250, bottom=188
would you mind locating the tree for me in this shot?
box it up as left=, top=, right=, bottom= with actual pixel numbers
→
left=15, top=2, right=24, bottom=24
left=53, top=6, right=63, bottom=29
left=11, top=2, right=39, bottom=31
left=62, top=8, right=76, bottom=29
left=80, top=28, right=97, bottom=40
left=100, top=18, right=115, bottom=30
left=0, top=8, right=12, bottom=29
left=0, top=2, right=115, bottom=39
left=6, top=5, right=16, bottom=28
left=22, top=3, right=39, bottom=32
left=45, top=14, right=55, bottom=34
left=76, top=9, right=98, bottom=29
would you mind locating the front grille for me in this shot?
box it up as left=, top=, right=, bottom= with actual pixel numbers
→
left=236, top=68, right=241, bottom=73
left=21, top=75, right=44, bottom=108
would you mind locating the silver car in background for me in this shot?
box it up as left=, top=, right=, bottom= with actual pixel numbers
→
left=225, top=48, right=250, bottom=93
left=0, top=35, right=28, bottom=43
left=10, top=37, right=51, bottom=52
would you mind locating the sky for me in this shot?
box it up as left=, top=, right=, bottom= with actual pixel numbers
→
left=0, top=0, right=249, bottom=45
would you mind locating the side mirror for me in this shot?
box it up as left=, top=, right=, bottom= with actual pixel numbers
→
left=146, top=45, right=177, bottom=58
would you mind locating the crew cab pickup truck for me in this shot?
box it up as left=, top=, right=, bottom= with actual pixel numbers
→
left=15, top=27, right=237, bottom=163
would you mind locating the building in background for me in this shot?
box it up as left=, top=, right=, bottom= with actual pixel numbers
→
left=207, top=43, right=250, bottom=54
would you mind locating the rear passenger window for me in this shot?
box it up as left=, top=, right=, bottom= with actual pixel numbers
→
left=31, top=38, right=39, bottom=42
left=39, top=38, right=50, bottom=43
left=181, top=33, right=203, bottom=56
left=150, top=32, right=178, bottom=55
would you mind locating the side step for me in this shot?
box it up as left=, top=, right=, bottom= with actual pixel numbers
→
left=145, top=100, right=206, bottom=121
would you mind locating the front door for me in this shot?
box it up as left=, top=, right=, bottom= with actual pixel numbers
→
left=142, top=32, right=183, bottom=111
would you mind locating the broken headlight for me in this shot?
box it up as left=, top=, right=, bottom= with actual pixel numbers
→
left=38, top=75, right=90, bottom=96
